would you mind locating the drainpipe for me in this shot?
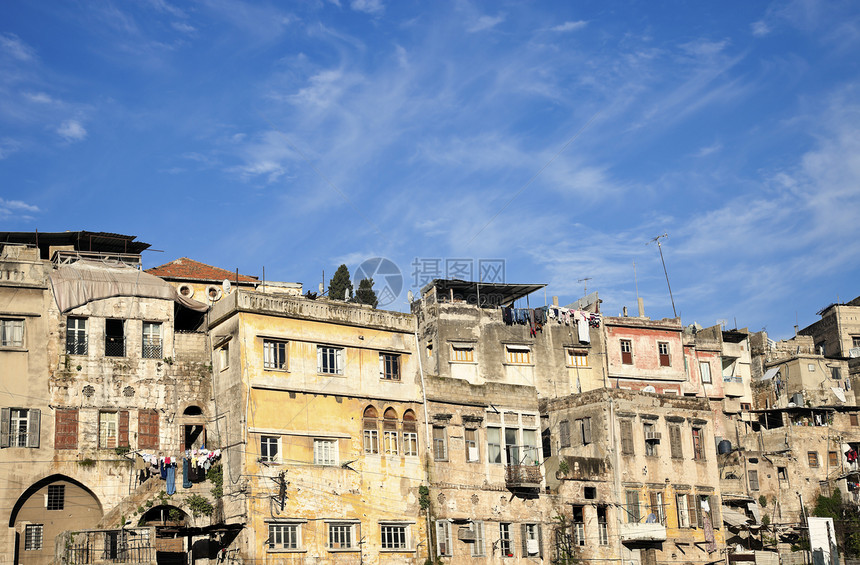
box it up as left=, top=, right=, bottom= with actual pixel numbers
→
left=609, top=394, right=624, bottom=565
left=414, top=327, right=434, bottom=563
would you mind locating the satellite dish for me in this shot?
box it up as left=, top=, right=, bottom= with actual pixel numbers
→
left=643, top=385, right=656, bottom=393
left=318, top=283, right=324, bottom=294
left=222, top=279, right=232, bottom=294
left=407, top=290, right=414, bottom=303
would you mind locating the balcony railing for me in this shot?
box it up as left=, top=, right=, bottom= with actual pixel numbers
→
left=619, top=522, right=667, bottom=542
left=105, top=337, right=125, bottom=357
left=142, top=342, right=162, bottom=359
left=505, top=464, right=542, bottom=488
left=66, top=336, right=88, bottom=356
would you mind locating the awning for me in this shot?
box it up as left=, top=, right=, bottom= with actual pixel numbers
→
left=505, top=344, right=531, bottom=351
left=722, top=506, right=752, bottom=528
left=50, top=259, right=208, bottom=313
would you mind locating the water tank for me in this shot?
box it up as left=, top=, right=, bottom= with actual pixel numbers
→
left=792, top=392, right=804, bottom=406
left=718, top=440, right=732, bottom=454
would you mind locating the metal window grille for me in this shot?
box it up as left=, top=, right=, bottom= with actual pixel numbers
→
left=142, top=323, right=162, bottom=359
left=105, top=337, right=125, bottom=357
left=47, top=484, right=65, bottom=510
left=381, top=525, right=407, bottom=550
left=24, top=524, right=43, bottom=550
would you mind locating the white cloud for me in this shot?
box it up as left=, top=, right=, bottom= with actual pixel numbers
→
left=679, top=39, right=729, bottom=58
left=22, top=92, right=55, bottom=104
left=351, top=0, right=384, bottom=15
left=0, top=198, right=40, bottom=219
left=0, top=33, right=36, bottom=61
left=468, top=14, right=505, bottom=33
left=695, top=141, right=722, bottom=157
left=551, top=20, right=587, bottom=32
left=751, top=20, right=771, bottom=37
left=0, top=138, right=21, bottom=159
left=56, top=120, right=87, bottom=142
left=171, top=22, right=197, bottom=34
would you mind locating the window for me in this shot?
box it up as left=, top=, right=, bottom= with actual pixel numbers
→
left=66, top=317, right=87, bottom=355
left=808, top=451, right=820, bottom=468
left=676, top=494, right=690, bottom=528
left=403, top=411, right=418, bottom=456
left=363, top=407, right=379, bottom=454
left=644, top=422, right=657, bottom=457
left=380, top=524, right=409, bottom=550
left=260, top=436, right=279, bottom=462
left=699, top=361, right=711, bottom=383
left=559, top=420, right=570, bottom=448
left=669, top=425, right=683, bottom=459
left=432, top=426, right=448, bottom=461
left=854, top=336, right=860, bottom=349
left=380, top=353, right=400, bottom=380
left=268, top=523, right=300, bottom=550
left=597, top=506, right=609, bottom=545
left=748, top=469, right=759, bottom=491
left=572, top=506, right=585, bottom=546
left=851, top=414, right=859, bottom=427
left=499, top=522, right=514, bottom=558
left=24, top=524, right=42, bottom=551
left=778, top=466, right=788, bottom=483
left=55, top=408, right=78, bottom=450
left=219, top=343, right=229, bottom=370
left=328, top=523, right=357, bottom=550
left=2, top=408, right=40, bottom=448
left=506, top=344, right=531, bottom=364
left=832, top=367, right=842, bottom=380
left=138, top=409, right=159, bottom=450
left=829, top=451, right=839, bottom=467
left=522, top=523, right=542, bottom=557
left=470, top=521, right=485, bottom=556
left=620, top=339, right=633, bottom=364
left=314, top=439, right=338, bottom=466
left=0, top=318, right=24, bottom=347
left=47, top=484, right=65, bottom=510
left=626, top=490, right=640, bottom=523
left=318, top=346, right=344, bottom=374
left=383, top=408, right=399, bottom=455
left=567, top=349, right=588, bottom=367
left=104, top=319, right=125, bottom=357
left=488, top=427, right=502, bottom=464
left=451, top=343, right=474, bottom=362
left=692, top=427, right=705, bottom=460
left=649, top=491, right=665, bottom=525
left=577, top=418, right=592, bottom=445
left=808, top=363, right=816, bottom=372
left=142, top=322, right=162, bottom=358
left=264, top=340, right=288, bottom=370
left=620, top=420, right=634, bottom=455
left=436, top=520, right=452, bottom=556
left=465, top=428, right=479, bottom=462
left=99, top=412, right=128, bottom=449
left=658, top=342, right=670, bottom=366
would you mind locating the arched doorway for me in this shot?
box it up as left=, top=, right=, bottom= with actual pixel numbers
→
left=139, top=505, right=190, bottom=565
left=10, top=475, right=102, bottom=565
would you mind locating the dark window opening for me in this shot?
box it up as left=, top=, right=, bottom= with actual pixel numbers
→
left=104, top=319, right=125, bottom=357
left=182, top=424, right=205, bottom=451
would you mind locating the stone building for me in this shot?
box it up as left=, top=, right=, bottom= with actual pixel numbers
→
left=207, top=289, right=428, bottom=563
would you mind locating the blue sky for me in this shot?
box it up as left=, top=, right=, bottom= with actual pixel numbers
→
left=2, top=0, right=860, bottom=339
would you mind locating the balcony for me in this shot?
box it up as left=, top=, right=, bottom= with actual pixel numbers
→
left=620, top=522, right=667, bottom=542
left=505, top=464, right=542, bottom=489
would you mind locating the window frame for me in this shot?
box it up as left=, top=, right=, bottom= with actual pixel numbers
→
left=363, top=408, right=379, bottom=455
left=402, top=412, right=418, bottom=456
left=644, top=422, right=658, bottom=457
left=505, top=344, right=531, bottom=365
left=625, top=490, right=640, bottom=523
left=470, top=520, right=485, bottom=556
left=658, top=341, right=670, bottom=367
left=465, top=427, right=480, bottom=463
left=142, top=321, right=163, bottom=359
left=327, top=522, right=358, bottom=551
left=317, top=345, right=344, bottom=375
left=104, top=318, right=126, bottom=357
left=499, top=522, right=514, bottom=558
left=559, top=420, right=570, bottom=449
left=432, top=425, right=448, bottom=461
left=267, top=522, right=301, bottom=552
left=620, top=339, right=633, bottom=365
left=380, top=523, right=410, bottom=551
left=691, top=427, right=705, bottom=461
left=47, top=484, right=65, bottom=510
left=522, top=523, right=542, bottom=557
left=436, top=520, right=452, bottom=557
left=24, top=524, right=43, bottom=551
left=263, top=339, right=289, bottom=371
left=260, top=435, right=280, bottom=463
left=699, top=361, right=712, bottom=383
left=66, top=317, right=87, bottom=355
left=0, top=318, right=24, bottom=348
left=379, top=353, right=400, bottom=381
left=566, top=349, right=588, bottom=367
left=808, top=451, right=820, bottom=468
left=451, top=343, right=474, bottom=362
left=314, top=438, right=338, bottom=466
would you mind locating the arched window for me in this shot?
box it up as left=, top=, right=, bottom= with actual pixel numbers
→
left=363, top=406, right=378, bottom=454
left=183, top=405, right=203, bottom=416
left=402, top=410, right=418, bottom=456
left=383, top=408, right=399, bottom=455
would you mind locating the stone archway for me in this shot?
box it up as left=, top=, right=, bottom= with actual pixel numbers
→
left=139, top=504, right=191, bottom=565
left=10, top=474, right=103, bottom=565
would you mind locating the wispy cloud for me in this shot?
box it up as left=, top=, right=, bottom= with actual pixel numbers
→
left=0, top=138, right=21, bottom=159
left=751, top=20, right=771, bottom=37
left=468, top=14, right=505, bottom=33
left=57, top=120, right=87, bottom=142
left=551, top=20, right=587, bottom=32
left=351, top=0, right=384, bottom=15
left=0, top=33, right=36, bottom=61
left=695, top=141, right=722, bottom=157
left=0, top=198, right=40, bottom=219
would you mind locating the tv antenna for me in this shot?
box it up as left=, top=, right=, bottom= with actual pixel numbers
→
left=577, top=277, right=592, bottom=295
left=647, top=233, right=677, bottom=318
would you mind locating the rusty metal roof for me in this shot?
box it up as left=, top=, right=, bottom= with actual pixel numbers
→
left=0, top=231, right=150, bottom=259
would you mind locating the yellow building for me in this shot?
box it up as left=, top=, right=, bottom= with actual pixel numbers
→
left=208, top=290, right=428, bottom=563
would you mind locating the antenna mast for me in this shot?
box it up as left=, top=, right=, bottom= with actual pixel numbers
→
left=647, top=233, right=677, bottom=318
left=577, top=277, right=592, bottom=296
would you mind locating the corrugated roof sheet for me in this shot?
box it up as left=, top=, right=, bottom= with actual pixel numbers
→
left=146, top=257, right=259, bottom=283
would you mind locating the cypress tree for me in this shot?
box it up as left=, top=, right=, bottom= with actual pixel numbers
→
left=328, top=264, right=353, bottom=301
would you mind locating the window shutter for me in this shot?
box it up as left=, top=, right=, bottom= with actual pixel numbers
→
left=670, top=426, right=682, bottom=458
left=620, top=420, right=633, bottom=454
left=521, top=523, right=528, bottom=557
left=709, top=495, right=721, bottom=527
left=379, top=354, right=384, bottom=378
left=337, top=348, right=344, bottom=373
left=676, top=494, right=686, bottom=527
left=583, top=418, right=592, bottom=444
left=0, top=407, right=10, bottom=447
left=317, top=346, right=323, bottom=373
left=687, top=494, right=698, bottom=528
left=537, top=524, right=543, bottom=558
left=118, top=411, right=129, bottom=448
left=696, top=495, right=704, bottom=528
left=55, top=409, right=78, bottom=449
left=649, top=491, right=659, bottom=518
left=138, top=410, right=159, bottom=450
left=27, top=409, right=40, bottom=448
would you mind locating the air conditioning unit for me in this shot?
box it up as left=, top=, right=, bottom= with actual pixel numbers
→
left=645, top=432, right=662, bottom=442
left=458, top=527, right=476, bottom=541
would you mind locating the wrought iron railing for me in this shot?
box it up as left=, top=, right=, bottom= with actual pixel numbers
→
left=142, top=342, right=162, bottom=359
left=505, top=464, right=542, bottom=486
left=105, top=337, right=125, bottom=357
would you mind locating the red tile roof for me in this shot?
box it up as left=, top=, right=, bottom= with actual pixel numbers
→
left=146, top=258, right=259, bottom=283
